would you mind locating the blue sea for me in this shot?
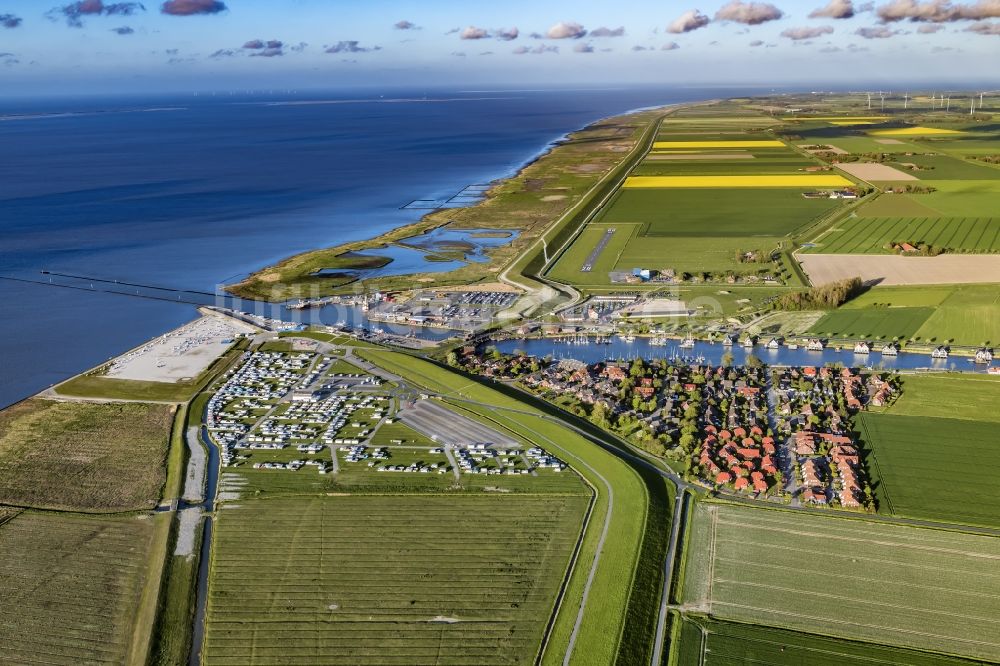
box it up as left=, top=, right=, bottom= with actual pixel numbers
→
left=0, top=86, right=764, bottom=408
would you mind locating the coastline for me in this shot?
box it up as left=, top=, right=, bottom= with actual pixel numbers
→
left=224, top=103, right=677, bottom=302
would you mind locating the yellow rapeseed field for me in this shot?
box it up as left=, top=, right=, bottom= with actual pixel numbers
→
left=623, top=175, right=854, bottom=188
left=788, top=116, right=889, bottom=121
left=651, top=140, right=786, bottom=149
left=828, top=120, right=878, bottom=126
left=870, top=126, right=963, bottom=136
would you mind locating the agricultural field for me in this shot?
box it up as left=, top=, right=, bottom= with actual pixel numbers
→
left=805, top=216, right=1000, bottom=254
left=652, top=140, right=786, bottom=149
left=551, top=185, right=842, bottom=285
left=869, top=126, right=964, bottom=137
left=857, top=412, right=999, bottom=528
left=355, top=349, right=665, bottom=665
left=682, top=502, right=1000, bottom=662
left=809, top=284, right=1000, bottom=346
left=204, top=494, right=589, bottom=666
left=807, top=306, right=933, bottom=341
left=598, top=189, right=840, bottom=237
left=670, top=616, right=980, bottom=666
left=881, top=154, right=1000, bottom=180
left=0, top=511, right=158, bottom=665
left=796, top=252, right=1000, bottom=287
left=623, top=174, right=852, bottom=188
left=546, top=115, right=861, bottom=289
left=0, top=399, right=173, bottom=511
left=884, top=373, right=1000, bottom=422
left=856, top=180, right=1000, bottom=218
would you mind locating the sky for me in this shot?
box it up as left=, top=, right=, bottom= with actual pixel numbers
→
left=0, top=0, right=997, bottom=96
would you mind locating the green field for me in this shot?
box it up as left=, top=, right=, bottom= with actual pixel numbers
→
left=0, top=399, right=173, bottom=511
left=547, top=173, right=846, bottom=285
left=885, top=373, right=1000, bottom=422
left=355, top=350, right=664, bottom=665
left=0, top=511, right=157, bottom=665
left=594, top=188, right=841, bottom=237
left=822, top=285, right=1000, bottom=346
left=682, top=503, right=1000, bottom=662
left=671, top=616, right=982, bottom=666
left=858, top=412, right=999, bottom=527
left=808, top=306, right=933, bottom=340
left=884, top=154, right=1000, bottom=180
left=857, top=180, right=1000, bottom=218
left=808, top=216, right=1000, bottom=253
left=547, top=223, right=638, bottom=283
left=204, top=494, right=588, bottom=665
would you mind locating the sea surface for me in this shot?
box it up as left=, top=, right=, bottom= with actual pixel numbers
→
left=0, top=86, right=764, bottom=409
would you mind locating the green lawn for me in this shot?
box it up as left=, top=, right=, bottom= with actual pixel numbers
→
left=808, top=307, right=933, bottom=340
left=807, top=216, right=1000, bottom=254
left=885, top=373, right=1000, bottom=422
left=858, top=412, right=999, bottom=528
left=0, top=399, right=174, bottom=511
left=682, top=502, right=1000, bottom=662
left=671, top=616, right=980, bottom=666
left=204, top=494, right=588, bottom=666
left=0, top=511, right=157, bottom=666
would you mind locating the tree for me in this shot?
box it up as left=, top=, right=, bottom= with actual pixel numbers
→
left=590, top=401, right=609, bottom=429
left=746, top=354, right=763, bottom=368
left=721, top=351, right=734, bottom=367
left=445, top=351, right=458, bottom=366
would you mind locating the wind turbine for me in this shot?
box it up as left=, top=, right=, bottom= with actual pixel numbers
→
left=903, top=93, right=910, bottom=109
left=980, top=92, right=985, bottom=109
left=970, top=98, right=976, bottom=115
left=946, top=95, right=951, bottom=111
left=880, top=92, right=885, bottom=112
left=866, top=92, right=872, bottom=110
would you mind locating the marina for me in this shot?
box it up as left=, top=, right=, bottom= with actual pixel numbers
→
left=493, top=336, right=995, bottom=372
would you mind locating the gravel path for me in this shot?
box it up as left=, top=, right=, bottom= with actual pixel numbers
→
left=183, top=426, right=206, bottom=504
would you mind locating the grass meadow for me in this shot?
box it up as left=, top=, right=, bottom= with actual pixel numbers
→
left=0, top=399, right=173, bottom=511
left=204, top=495, right=588, bottom=666
left=856, top=180, right=1000, bottom=218
left=858, top=412, right=998, bottom=527
left=0, top=511, right=157, bottom=665
left=818, top=285, right=1000, bottom=346
left=885, top=373, right=1000, bottom=422
left=682, top=503, right=1000, bottom=662
left=546, top=223, right=637, bottom=284
left=807, top=307, right=933, bottom=340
